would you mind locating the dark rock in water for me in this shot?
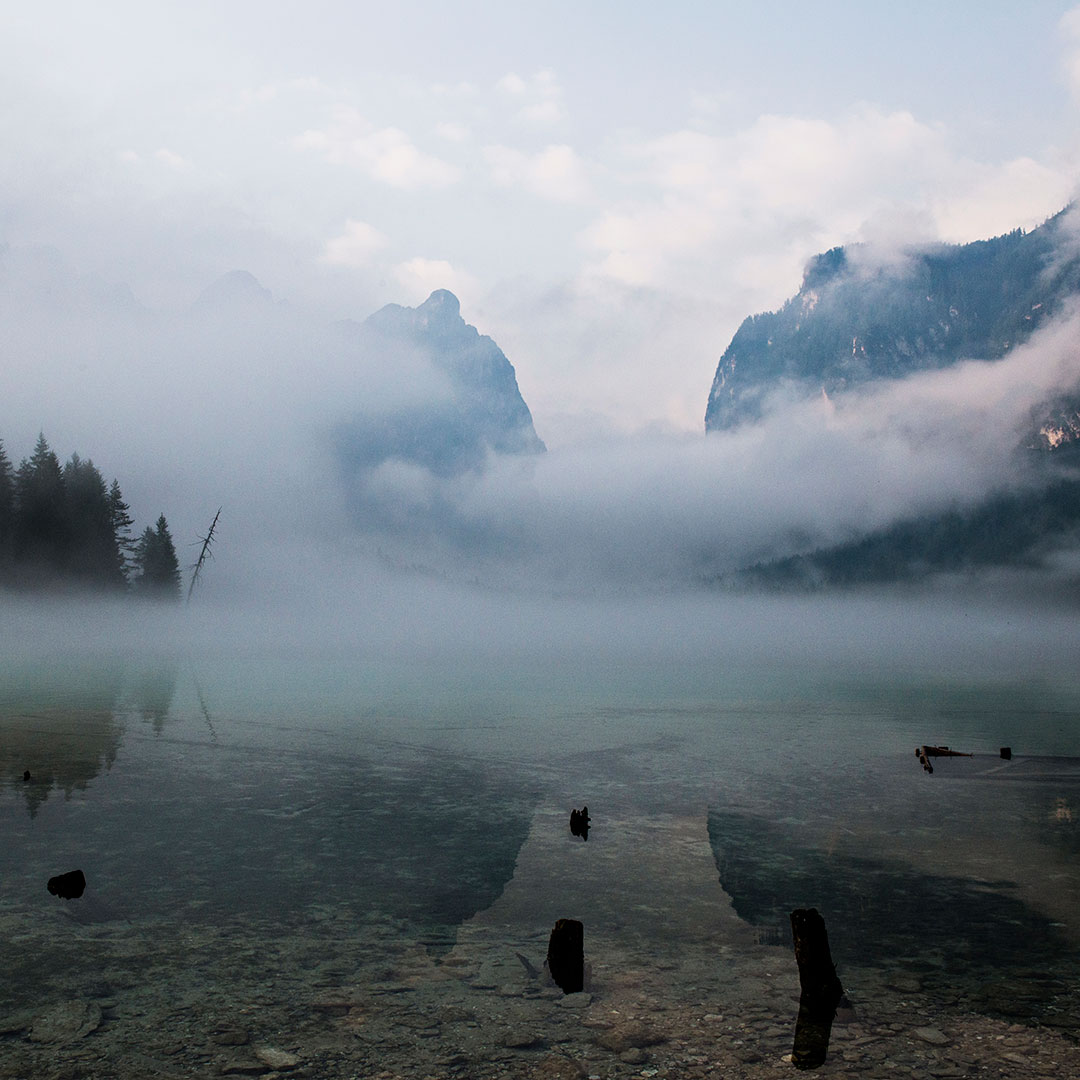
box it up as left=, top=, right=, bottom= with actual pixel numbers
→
left=569, top=805, right=591, bottom=840
left=790, top=907, right=845, bottom=1069
left=547, top=918, right=584, bottom=994
left=47, top=869, right=86, bottom=899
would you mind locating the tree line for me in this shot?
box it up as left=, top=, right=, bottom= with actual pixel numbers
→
left=0, top=432, right=181, bottom=600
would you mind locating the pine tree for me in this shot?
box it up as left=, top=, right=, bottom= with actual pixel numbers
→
left=63, top=454, right=127, bottom=590
left=13, top=433, right=69, bottom=582
left=0, top=438, right=13, bottom=581
left=133, top=514, right=182, bottom=601
left=107, top=479, right=136, bottom=584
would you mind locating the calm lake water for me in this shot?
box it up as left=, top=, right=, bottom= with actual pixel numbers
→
left=3, top=624, right=1080, bottom=1076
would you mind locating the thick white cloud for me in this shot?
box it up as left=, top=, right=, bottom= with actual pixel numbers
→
left=346, top=303, right=1080, bottom=592
left=582, top=107, right=1074, bottom=297
left=295, top=106, right=460, bottom=189
left=483, top=143, right=590, bottom=202
left=321, top=219, right=388, bottom=267
left=393, top=256, right=479, bottom=306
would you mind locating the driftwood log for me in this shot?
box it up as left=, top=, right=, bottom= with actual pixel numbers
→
left=915, top=745, right=973, bottom=773
left=790, top=908, right=844, bottom=1069
left=547, top=918, right=584, bottom=994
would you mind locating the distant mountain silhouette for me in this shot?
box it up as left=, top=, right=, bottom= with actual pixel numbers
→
left=335, top=289, right=545, bottom=477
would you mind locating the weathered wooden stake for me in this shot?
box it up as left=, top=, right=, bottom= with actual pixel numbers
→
left=790, top=908, right=844, bottom=1069
left=547, top=918, right=584, bottom=994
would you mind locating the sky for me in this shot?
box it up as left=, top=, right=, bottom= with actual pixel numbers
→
left=4, top=2, right=1080, bottom=615
left=3, top=1, right=1080, bottom=440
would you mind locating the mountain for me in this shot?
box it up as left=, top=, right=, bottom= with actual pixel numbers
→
left=705, top=207, right=1080, bottom=449
left=705, top=208, right=1080, bottom=588
left=335, top=289, right=545, bottom=477
left=190, top=270, right=277, bottom=315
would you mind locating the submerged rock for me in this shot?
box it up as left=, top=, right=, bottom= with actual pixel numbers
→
left=28, top=1001, right=102, bottom=1044
left=254, top=1046, right=300, bottom=1070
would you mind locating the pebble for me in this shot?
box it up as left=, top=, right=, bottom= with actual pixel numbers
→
left=555, top=993, right=593, bottom=1009
left=254, top=1047, right=299, bottom=1070
left=914, top=1027, right=950, bottom=1045
left=503, top=1028, right=544, bottom=1049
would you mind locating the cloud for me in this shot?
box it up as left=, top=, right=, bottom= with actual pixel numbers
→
left=496, top=68, right=564, bottom=125
left=393, top=257, right=479, bottom=305
left=435, top=122, right=471, bottom=143
left=154, top=148, right=193, bottom=171
left=321, top=219, right=389, bottom=267
left=295, top=107, right=460, bottom=189
left=932, top=157, right=1077, bottom=243
left=496, top=73, right=528, bottom=96
left=483, top=143, right=590, bottom=202
left=342, top=302, right=1080, bottom=592
left=580, top=107, right=1075, bottom=301
left=1062, top=5, right=1080, bottom=104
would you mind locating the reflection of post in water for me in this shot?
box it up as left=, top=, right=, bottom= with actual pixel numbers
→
left=790, top=907, right=845, bottom=1069
left=187, top=662, right=218, bottom=744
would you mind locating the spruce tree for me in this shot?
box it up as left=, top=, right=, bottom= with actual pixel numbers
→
left=107, top=479, right=136, bottom=584
left=14, top=433, right=68, bottom=583
left=0, top=438, right=13, bottom=581
left=134, top=514, right=182, bottom=601
left=63, top=454, right=127, bottom=590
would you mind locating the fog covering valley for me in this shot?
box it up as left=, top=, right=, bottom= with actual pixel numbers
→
left=4, top=220, right=1080, bottom=683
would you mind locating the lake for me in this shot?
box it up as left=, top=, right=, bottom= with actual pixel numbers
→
left=3, top=602, right=1080, bottom=1078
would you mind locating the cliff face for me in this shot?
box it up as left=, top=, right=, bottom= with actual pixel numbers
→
left=704, top=208, right=1080, bottom=587
left=336, top=289, right=544, bottom=477
left=705, top=207, right=1080, bottom=450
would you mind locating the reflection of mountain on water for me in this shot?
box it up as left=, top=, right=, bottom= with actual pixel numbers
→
left=708, top=808, right=1079, bottom=1021
left=123, top=750, right=536, bottom=953
left=1, top=658, right=531, bottom=950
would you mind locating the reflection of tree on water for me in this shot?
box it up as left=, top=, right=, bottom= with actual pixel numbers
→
left=0, top=658, right=177, bottom=815
left=124, top=663, right=177, bottom=734
left=0, top=661, right=126, bottom=817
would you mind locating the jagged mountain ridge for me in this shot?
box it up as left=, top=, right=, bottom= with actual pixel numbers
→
left=335, top=288, right=545, bottom=477
left=704, top=207, right=1080, bottom=588
left=705, top=207, right=1080, bottom=447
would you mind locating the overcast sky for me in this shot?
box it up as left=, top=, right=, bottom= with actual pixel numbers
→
left=4, top=1, right=1080, bottom=441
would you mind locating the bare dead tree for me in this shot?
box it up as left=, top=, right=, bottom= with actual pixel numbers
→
left=186, top=508, right=221, bottom=604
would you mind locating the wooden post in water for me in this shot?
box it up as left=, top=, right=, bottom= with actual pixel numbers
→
left=790, top=908, right=844, bottom=1069
left=547, top=918, right=584, bottom=993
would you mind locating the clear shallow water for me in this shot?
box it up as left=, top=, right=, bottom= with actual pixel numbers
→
left=3, top=649, right=1080, bottom=1076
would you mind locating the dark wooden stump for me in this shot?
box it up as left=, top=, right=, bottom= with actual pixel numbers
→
left=47, top=869, right=86, bottom=900
left=790, top=908, right=844, bottom=1069
left=547, top=918, right=584, bottom=993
